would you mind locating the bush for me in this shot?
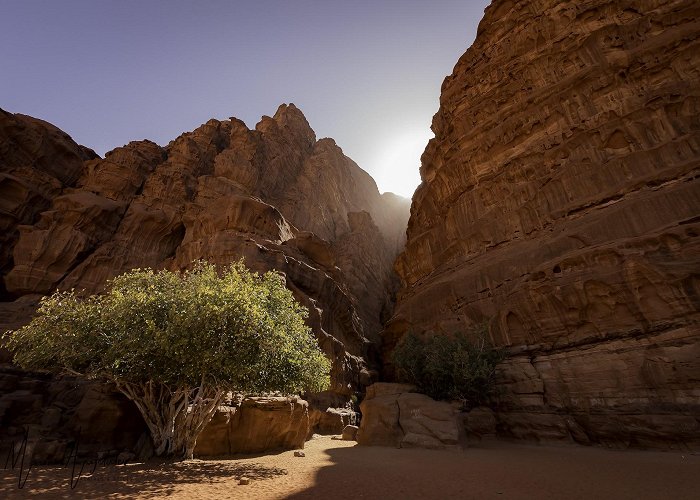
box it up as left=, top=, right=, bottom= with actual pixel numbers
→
left=3, top=260, right=330, bottom=459
left=391, top=325, right=505, bottom=408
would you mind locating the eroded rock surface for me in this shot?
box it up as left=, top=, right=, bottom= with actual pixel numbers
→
left=0, top=366, right=147, bottom=463
left=356, top=383, right=460, bottom=449
left=386, top=0, right=700, bottom=448
left=0, top=110, right=98, bottom=302
left=309, top=406, right=358, bottom=435
left=0, top=104, right=409, bottom=459
left=1, top=104, right=410, bottom=405
left=195, top=396, right=310, bottom=456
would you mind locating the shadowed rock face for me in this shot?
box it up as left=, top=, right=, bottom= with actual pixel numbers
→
left=0, top=104, right=410, bottom=409
left=386, top=0, right=700, bottom=448
left=0, top=110, right=98, bottom=302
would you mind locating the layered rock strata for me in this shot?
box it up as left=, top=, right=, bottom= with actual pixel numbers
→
left=0, top=104, right=410, bottom=455
left=387, top=0, right=700, bottom=448
left=0, top=110, right=98, bottom=307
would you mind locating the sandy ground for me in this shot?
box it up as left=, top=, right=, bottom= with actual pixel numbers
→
left=1, top=435, right=698, bottom=499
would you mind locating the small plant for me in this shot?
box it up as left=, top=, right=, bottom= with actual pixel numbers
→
left=391, top=324, right=505, bottom=408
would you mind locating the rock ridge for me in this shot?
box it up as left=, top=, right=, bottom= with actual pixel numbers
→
left=0, top=103, right=411, bottom=454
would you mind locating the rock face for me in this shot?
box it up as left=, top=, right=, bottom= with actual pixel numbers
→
left=387, top=0, right=700, bottom=449
left=356, top=383, right=460, bottom=449
left=462, top=407, right=498, bottom=441
left=309, top=406, right=358, bottom=434
left=195, top=396, right=310, bottom=456
left=0, top=366, right=147, bottom=463
left=0, top=104, right=409, bottom=460
left=0, top=104, right=410, bottom=406
left=0, top=111, right=98, bottom=288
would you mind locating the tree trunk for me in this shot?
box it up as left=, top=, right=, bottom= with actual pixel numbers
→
left=115, top=380, right=226, bottom=459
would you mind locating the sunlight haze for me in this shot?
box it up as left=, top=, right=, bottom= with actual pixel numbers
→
left=1, top=0, right=490, bottom=198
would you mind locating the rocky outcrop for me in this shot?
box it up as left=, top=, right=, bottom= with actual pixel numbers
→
left=0, top=104, right=410, bottom=460
left=356, top=383, right=461, bottom=449
left=0, top=366, right=147, bottom=463
left=309, top=406, right=358, bottom=435
left=0, top=104, right=410, bottom=406
left=342, top=424, right=359, bottom=441
left=195, top=396, right=310, bottom=456
left=0, top=110, right=97, bottom=303
left=386, top=0, right=700, bottom=449
left=461, top=407, right=498, bottom=441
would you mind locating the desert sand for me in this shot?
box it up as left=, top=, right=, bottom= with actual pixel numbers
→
left=1, top=436, right=698, bottom=499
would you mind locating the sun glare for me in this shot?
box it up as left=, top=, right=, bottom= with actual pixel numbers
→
left=372, top=129, right=433, bottom=198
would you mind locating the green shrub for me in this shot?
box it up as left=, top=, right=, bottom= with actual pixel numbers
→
left=4, top=260, right=330, bottom=459
left=391, top=325, right=505, bottom=408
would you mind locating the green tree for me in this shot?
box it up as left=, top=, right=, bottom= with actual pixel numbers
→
left=3, top=261, right=330, bottom=459
left=391, top=325, right=505, bottom=408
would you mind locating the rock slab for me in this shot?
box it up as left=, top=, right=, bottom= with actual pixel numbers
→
left=195, top=396, right=310, bottom=456
left=356, top=383, right=460, bottom=449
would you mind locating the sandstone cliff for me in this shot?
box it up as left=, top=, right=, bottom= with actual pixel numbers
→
left=387, top=0, right=700, bottom=448
left=0, top=104, right=410, bottom=414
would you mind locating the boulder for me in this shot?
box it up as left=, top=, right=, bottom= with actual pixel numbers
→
left=357, top=383, right=460, bottom=449
left=356, top=393, right=403, bottom=447
left=398, top=393, right=459, bottom=446
left=342, top=425, right=359, bottom=441
left=309, top=406, right=358, bottom=434
left=195, top=396, right=310, bottom=456
left=462, top=407, right=498, bottom=440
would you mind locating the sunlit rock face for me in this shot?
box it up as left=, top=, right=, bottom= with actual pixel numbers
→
left=386, top=0, right=700, bottom=448
left=0, top=104, right=411, bottom=407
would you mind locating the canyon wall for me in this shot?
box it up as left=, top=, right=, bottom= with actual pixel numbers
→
left=387, top=0, right=700, bottom=448
left=0, top=105, right=410, bottom=454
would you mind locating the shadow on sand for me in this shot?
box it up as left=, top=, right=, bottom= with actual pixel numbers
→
left=287, top=441, right=700, bottom=500
left=1, top=458, right=287, bottom=499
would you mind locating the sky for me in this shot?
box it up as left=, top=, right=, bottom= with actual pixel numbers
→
left=1, top=0, right=490, bottom=198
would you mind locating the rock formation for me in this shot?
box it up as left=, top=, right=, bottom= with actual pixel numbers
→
left=386, top=0, right=700, bottom=448
left=1, top=103, right=409, bottom=400
left=356, top=383, right=461, bottom=449
left=0, top=111, right=98, bottom=280
left=0, top=104, right=410, bottom=455
left=0, top=365, right=147, bottom=463
left=195, top=396, right=310, bottom=456
left=309, top=406, right=358, bottom=434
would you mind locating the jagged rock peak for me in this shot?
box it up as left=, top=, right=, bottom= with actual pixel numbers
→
left=255, top=103, right=316, bottom=149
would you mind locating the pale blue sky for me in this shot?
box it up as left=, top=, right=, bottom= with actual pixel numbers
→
left=1, top=0, right=490, bottom=197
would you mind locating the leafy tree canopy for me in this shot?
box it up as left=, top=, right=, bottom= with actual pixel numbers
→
left=4, top=260, right=330, bottom=457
